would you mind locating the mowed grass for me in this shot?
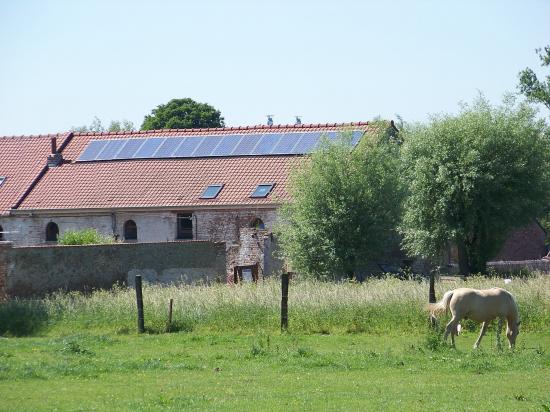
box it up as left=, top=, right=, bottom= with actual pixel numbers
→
left=0, top=275, right=549, bottom=411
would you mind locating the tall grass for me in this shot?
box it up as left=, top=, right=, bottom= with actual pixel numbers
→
left=1, top=275, right=549, bottom=336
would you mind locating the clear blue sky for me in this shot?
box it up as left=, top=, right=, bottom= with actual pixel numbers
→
left=1, top=0, right=549, bottom=136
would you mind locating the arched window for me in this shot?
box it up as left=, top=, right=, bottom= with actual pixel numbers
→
left=250, top=218, right=265, bottom=230
left=0, top=225, right=4, bottom=241
left=124, top=220, right=137, bottom=241
left=46, top=222, right=59, bottom=242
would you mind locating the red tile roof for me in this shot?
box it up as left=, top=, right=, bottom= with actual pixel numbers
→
left=0, top=133, right=70, bottom=215
left=1, top=123, right=370, bottom=212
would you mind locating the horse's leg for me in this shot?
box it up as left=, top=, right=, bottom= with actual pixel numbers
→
left=474, top=321, right=488, bottom=349
left=496, top=318, right=503, bottom=350
left=444, top=316, right=459, bottom=347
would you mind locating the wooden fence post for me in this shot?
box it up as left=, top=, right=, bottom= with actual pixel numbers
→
left=167, top=298, right=174, bottom=331
left=429, top=271, right=437, bottom=328
left=135, top=275, right=145, bottom=333
left=429, top=271, right=436, bottom=304
left=281, top=272, right=289, bottom=331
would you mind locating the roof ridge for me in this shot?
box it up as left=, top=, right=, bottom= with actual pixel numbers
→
left=0, top=132, right=66, bottom=140
left=2, top=121, right=371, bottom=139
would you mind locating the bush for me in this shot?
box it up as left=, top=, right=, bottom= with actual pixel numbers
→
left=58, top=228, right=114, bottom=245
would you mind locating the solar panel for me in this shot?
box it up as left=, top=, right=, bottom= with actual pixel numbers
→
left=211, top=134, right=243, bottom=156
left=351, top=130, right=364, bottom=145
left=173, top=136, right=202, bottom=157
left=153, top=137, right=185, bottom=158
left=323, top=131, right=339, bottom=141
left=252, top=133, right=283, bottom=155
left=133, top=138, right=165, bottom=158
left=95, top=139, right=127, bottom=160
left=78, top=140, right=109, bottom=161
left=232, top=134, right=261, bottom=156
left=115, top=139, right=146, bottom=159
left=291, top=132, right=320, bottom=154
left=272, top=133, right=301, bottom=154
left=76, top=130, right=366, bottom=162
left=193, top=135, right=224, bottom=157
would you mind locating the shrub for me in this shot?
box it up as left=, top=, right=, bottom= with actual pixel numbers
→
left=58, top=228, right=114, bottom=245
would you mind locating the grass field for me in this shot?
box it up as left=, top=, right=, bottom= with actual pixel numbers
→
left=1, top=276, right=549, bottom=411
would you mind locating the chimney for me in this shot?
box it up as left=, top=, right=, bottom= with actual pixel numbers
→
left=47, top=136, right=63, bottom=168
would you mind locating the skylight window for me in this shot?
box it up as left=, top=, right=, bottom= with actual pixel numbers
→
left=251, top=183, right=274, bottom=198
left=0, top=177, right=5, bottom=187
left=201, top=184, right=224, bottom=199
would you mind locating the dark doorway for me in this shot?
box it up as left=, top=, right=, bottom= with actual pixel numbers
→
left=177, top=213, right=193, bottom=239
left=46, top=222, right=59, bottom=242
left=233, top=264, right=259, bottom=283
left=124, top=220, right=137, bottom=241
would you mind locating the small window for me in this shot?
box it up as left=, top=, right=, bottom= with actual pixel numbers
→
left=251, top=184, right=274, bottom=198
left=177, top=213, right=193, bottom=240
left=46, top=222, right=59, bottom=242
left=0, top=177, right=5, bottom=187
left=250, top=218, right=265, bottom=230
left=200, top=184, right=223, bottom=199
left=124, top=220, right=137, bottom=241
left=0, top=225, right=4, bottom=241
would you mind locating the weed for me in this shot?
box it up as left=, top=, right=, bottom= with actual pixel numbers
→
left=60, top=338, right=93, bottom=355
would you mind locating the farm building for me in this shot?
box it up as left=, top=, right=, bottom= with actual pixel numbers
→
left=0, top=122, right=547, bottom=283
left=0, top=123, right=366, bottom=281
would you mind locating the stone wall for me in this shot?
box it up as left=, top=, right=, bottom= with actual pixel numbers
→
left=0, top=242, right=8, bottom=300
left=0, top=208, right=280, bottom=281
left=2, top=240, right=226, bottom=298
left=487, top=259, right=550, bottom=274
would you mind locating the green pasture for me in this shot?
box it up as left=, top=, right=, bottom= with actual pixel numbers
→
left=0, top=276, right=549, bottom=411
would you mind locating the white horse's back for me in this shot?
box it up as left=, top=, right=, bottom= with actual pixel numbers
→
left=449, top=288, right=515, bottom=322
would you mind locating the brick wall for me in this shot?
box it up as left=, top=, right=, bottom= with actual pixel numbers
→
left=3, top=241, right=226, bottom=298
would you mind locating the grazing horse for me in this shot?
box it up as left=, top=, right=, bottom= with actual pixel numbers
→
left=430, top=288, right=520, bottom=348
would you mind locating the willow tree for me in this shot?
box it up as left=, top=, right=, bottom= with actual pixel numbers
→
left=277, top=129, right=403, bottom=279
left=400, top=96, right=550, bottom=275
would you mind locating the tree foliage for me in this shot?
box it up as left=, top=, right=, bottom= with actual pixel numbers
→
left=518, top=45, right=550, bottom=111
left=71, top=117, right=135, bottom=133
left=276, top=129, right=403, bottom=279
left=400, top=96, right=550, bottom=275
left=141, top=98, right=224, bottom=130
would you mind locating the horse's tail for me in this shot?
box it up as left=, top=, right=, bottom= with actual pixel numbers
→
left=428, top=290, right=454, bottom=318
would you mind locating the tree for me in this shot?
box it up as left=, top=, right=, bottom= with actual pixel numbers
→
left=141, top=98, right=224, bottom=130
left=400, top=96, right=550, bottom=275
left=276, top=129, right=403, bottom=279
left=518, top=45, right=550, bottom=111
left=71, top=116, right=135, bottom=133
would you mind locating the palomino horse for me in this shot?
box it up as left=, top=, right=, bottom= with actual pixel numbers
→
left=430, top=288, right=520, bottom=348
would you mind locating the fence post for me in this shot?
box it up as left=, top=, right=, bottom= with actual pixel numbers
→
left=429, top=271, right=437, bottom=328
left=281, top=272, right=289, bottom=331
left=429, top=271, right=436, bottom=304
left=135, top=275, right=145, bottom=333
left=167, top=298, right=174, bottom=332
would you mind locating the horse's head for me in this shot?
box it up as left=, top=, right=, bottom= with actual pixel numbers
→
left=506, top=320, right=520, bottom=348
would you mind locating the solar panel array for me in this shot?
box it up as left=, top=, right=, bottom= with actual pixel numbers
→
left=77, top=131, right=364, bottom=162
